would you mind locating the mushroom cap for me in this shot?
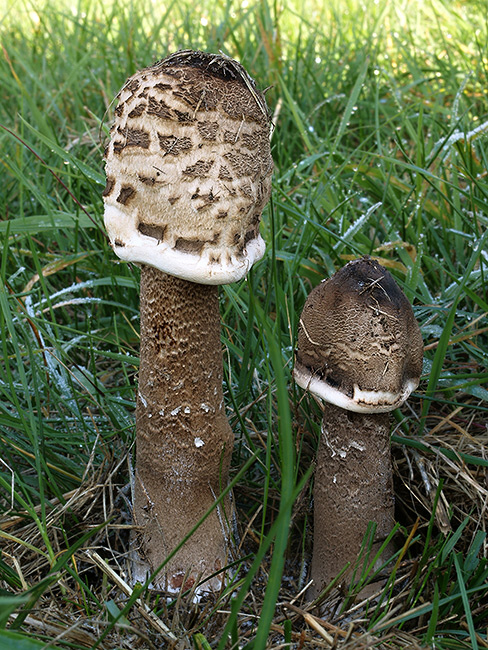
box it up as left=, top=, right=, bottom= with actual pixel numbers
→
left=103, top=50, right=273, bottom=285
left=294, top=257, right=423, bottom=413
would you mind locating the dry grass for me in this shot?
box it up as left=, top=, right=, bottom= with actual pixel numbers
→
left=2, top=397, right=487, bottom=647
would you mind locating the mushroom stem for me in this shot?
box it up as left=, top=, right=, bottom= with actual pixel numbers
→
left=310, top=404, right=395, bottom=598
left=131, top=265, right=234, bottom=593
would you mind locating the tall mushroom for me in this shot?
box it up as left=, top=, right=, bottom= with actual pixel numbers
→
left=103, top=51, right=273, bottom=594
left=294, top=257, right=423, bottom=598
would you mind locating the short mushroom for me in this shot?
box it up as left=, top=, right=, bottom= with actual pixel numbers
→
left=294, top=257, right=423, bottom=598
left=103, top=51, right=273, bottom=594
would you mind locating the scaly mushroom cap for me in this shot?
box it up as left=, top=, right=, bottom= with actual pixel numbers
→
left=103, top=50, right=273, bottom=284
left=294, top=257, right=423, bottom=413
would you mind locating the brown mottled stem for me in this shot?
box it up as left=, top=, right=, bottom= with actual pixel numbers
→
left=309, top=405, right=395, bottom=599
left=131, top=265, right=234, bottom=593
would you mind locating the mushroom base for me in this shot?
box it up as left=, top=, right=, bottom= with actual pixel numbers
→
left=310, top=404, right=395, bottom=599
left=130, top=266, right=235, bottom=594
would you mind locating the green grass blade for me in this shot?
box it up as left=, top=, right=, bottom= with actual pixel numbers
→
left=453, top=553, right=479, bottom=650
left=0, top=630, right=47, bottom=650
left=333, top=56, right=369, bottom=151
left=252, top=315, right=295, bottom=648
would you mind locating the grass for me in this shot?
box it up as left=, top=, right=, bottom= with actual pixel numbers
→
left=0, top=0, right=487, bottom=647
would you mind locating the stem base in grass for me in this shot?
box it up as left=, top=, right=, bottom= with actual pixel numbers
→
left=310, top=404, right=395, bottom=599
left=130, top=266, right=234, bottom=594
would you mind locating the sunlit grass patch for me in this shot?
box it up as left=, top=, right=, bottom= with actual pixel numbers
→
left=0, top=0, right=487, bottom=647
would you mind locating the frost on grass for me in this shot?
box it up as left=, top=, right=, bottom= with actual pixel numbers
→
left=434, top=118, right=488, bottom=159
left=333, top=201, right=382, bottom=250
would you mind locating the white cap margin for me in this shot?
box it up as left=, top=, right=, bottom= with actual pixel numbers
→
left=105, top=205, right=265, bottom=285
left=293, top=363, right=418, bottom=414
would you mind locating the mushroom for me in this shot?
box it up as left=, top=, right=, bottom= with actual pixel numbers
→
left=294, top=257, right=423, bottom=598
left=103, top=50, right=273, bottom=594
